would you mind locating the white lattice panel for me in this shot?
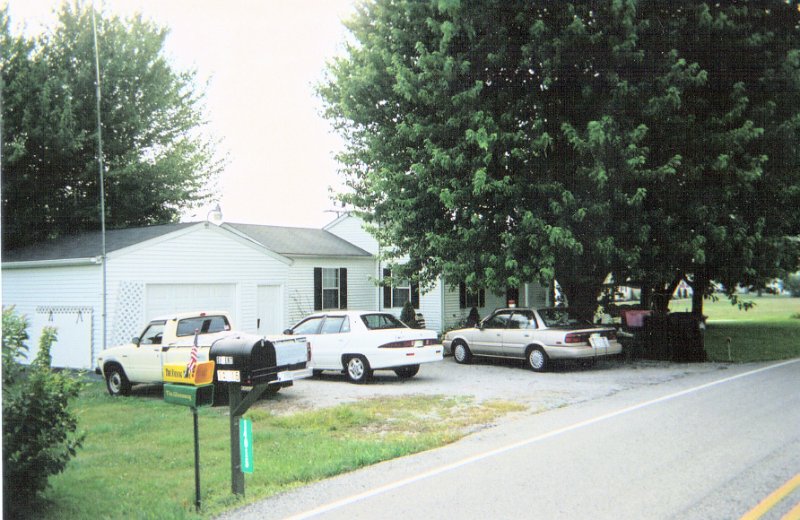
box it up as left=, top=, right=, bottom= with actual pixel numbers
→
left=111, top=281, right=144, bottom=346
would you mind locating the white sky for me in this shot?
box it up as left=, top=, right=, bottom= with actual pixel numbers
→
left=4, top=0, right=356, bottom=229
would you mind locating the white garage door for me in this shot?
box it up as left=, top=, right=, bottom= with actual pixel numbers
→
left=145, top=284, right=237, bottom=324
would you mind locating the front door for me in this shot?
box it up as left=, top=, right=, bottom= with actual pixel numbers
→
left=125, top=321, right=165, bottom=383
left=257, top=285, right=284, bottom=335
left=471, top=310, right=512, bottom=356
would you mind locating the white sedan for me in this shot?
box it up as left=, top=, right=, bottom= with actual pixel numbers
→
left=284, top=311, right=443, bottom=383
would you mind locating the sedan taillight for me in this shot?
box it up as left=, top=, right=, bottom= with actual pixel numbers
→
left=564, top=333, right=590, bottom=345
left=307, top=342, right=312, bottom=362
left=379, top=338, right=438, bottom=348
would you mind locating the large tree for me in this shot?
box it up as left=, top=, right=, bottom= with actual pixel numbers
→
left=320, top=0, right=800, bottom=318
left=1, top=3, right=223, bottom=250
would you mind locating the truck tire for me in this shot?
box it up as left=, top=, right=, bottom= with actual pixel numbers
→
left=105, top=365, right=132, bottom=396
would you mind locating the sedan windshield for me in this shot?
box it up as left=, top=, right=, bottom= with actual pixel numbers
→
left=361, top=313, right=406, bottom=330
left=537, top=308, right=593, bottom=329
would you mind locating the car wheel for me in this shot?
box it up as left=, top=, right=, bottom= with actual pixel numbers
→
left=344, top=355, right=372, bottom=384
left=452, top=341, right=472, bottom=364
left=394, top=365, right=420, bottom=379
left=105, top=365, right=131, bottom=396
left=527, top=347, right=549, bottom=372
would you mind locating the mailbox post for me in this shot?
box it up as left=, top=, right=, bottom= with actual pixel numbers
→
left=210, top=334, right=286, bottom=496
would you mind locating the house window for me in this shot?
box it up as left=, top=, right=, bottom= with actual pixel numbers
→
left=459, top=282, right=486, bottom=309
left=383, top=268, right=420, bottom=308
left=313, top=267, right=348, bottom=310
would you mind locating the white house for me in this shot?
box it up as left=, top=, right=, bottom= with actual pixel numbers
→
left=2, top=214, right=548, bottom=369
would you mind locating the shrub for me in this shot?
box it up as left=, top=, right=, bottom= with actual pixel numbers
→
left=2, top=307, right=86, bottom=515
left=466, top=307, right=481, bottom=327
left=785, top=272, right=800, bottom=297
left=400, top=300, right=418, bottom=328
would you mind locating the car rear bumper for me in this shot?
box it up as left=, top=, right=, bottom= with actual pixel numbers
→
left=369, top=345, right=444, bottom=369
left=543, top=341, right=623, bottom=360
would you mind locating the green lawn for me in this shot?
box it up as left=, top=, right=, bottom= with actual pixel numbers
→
left=670, top=295, right=800, bottom=362
left=29, top=385, right=523, bottom=519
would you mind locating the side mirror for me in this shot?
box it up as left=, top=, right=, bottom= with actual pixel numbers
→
left=283, top=329, right=294, bottom=335
left=131, top=336, right=140, bottom=346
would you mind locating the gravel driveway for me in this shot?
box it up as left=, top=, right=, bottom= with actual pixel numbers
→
left=259, top=356, right=730, bottom=416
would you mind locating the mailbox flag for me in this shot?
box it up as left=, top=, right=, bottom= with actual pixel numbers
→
left=184, top=329, right=199, bottom=377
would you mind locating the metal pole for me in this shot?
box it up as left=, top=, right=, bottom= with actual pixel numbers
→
left=91, top=3, right=108, bottom=353
left=193, top=407, right=201, bottom=512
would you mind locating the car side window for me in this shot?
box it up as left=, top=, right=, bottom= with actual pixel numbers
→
left=321, top=316, right=347, bottom=334
left=140, top=322, right=166, bottom=345
left=509, top=311, right=537, bottom=330
left=293, top=317, right=324, bottom=335
left=484, top=312, right=512, bottom=329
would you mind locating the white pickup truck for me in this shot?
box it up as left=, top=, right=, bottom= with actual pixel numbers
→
left=95, top=311, right=312, bottom=397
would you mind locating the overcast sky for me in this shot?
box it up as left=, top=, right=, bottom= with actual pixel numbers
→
left=5, top=0, right=357, bottom=229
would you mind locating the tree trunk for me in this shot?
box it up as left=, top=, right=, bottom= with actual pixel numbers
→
left=688, top=271, right=708, bottom=317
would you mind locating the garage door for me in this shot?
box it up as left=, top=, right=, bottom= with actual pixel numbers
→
left=145, top=284, right=237, bottom=324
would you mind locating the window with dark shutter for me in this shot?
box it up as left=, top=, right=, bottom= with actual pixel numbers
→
left=460, top=282, right=485, bottom=309
left=315, top=267, right=346, bottom=309
left=383, top=268, right=419, bottom=309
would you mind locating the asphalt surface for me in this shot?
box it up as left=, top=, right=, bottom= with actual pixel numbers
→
left=214, top=357, right=800, bottom=519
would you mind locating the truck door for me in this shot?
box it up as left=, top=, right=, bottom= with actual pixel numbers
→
left=126, top=321, right=165, bottom=383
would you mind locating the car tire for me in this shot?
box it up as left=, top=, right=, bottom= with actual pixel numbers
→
left=344, top=355, right=372, bottom=384
left=105, top=365, right=132, bottom=396
left=452, top=341, right=472, bottom=364
left=527, top=347, right=549, bottom=372
left=394, top=365, right=420, bottom=379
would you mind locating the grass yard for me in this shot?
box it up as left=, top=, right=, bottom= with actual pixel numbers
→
left=670, top=295, right=800, bottom=362
left=30, top=384, right=523, bottom=520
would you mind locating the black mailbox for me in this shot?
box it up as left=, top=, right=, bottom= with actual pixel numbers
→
left=210, top=334, right=280, bottom=386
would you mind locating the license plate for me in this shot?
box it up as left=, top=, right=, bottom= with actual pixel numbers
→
left=217, top=369, right=241, bottom=382
left=590, top=336, right=609, bottom=349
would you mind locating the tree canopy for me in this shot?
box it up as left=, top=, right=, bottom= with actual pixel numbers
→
left=319, top=0, right=800, bottom=317
left=1, top=3, right=223, bottom=250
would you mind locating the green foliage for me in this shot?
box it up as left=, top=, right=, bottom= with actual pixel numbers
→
left=399, top=300, right=418, bottom=328
left=319, top=1, right=800, bottom=319
left=2, top=307, right=86, bottom=515
left=785, top=273, right=800, bottom=297
left=1, top=4, right=224, bottom=250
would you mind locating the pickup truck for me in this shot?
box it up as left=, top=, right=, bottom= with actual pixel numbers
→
left=95, top=311, right=312, bottom=398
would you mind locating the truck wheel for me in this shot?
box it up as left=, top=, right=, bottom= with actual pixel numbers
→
left=105, top=365, right=131, bottom=396
left=344, top=355, right=372, bottom=384
left=394, top=365, right=420, bottom=379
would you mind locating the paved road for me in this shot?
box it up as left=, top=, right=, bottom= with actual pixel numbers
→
left=220, top=359, right=800, bottom=520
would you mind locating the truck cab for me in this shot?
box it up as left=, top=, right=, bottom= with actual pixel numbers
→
left=96, top=311, right=310, bottom=397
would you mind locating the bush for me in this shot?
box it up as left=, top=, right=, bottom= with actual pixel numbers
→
left=400, top=300, right=418, bottom=328
left=785, top=272, right=800, bottom=297
left=2, top=307, right=85, bottom=515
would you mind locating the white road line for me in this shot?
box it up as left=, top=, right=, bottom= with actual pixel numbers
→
left=284, top=358, right=800, bottom=520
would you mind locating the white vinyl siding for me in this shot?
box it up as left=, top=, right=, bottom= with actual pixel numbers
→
left=2, top=264, right=101, bottom=367
left=324, top=215, right=379, bottom=255
left=287, top=257, right=375, bottom=326
left=105, top=225, right=291, bottom=345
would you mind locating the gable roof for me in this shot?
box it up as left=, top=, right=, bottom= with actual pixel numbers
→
left=2, top=223, right=198, bottom=263
left=2, top=221, right=372, bottom=264
left=223, top=223, right=371, bottom=257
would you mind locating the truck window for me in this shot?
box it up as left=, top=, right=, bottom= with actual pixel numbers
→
left=140, top=322, right=166, bottom=345
left=176, top=316, right=231, bottom=337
